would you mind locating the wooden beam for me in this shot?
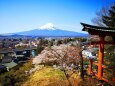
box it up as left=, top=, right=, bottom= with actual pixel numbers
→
left=93, top=62, right=98, bottom=66
left=88, top=29, right=115, bottom=36
left=102, top=65, right=108, bottom=69
left=89, top=59, right=93, bottom=74
left=98, top=36, right=105, bottom=79
left=93, top=62, right=108, bottom=69
left=84, top=41, right=115, bottom=45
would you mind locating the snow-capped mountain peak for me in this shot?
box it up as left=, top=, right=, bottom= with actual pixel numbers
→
left=39, top=23, right=56, bottom=30
left=1, top=23, right=88, bottom=37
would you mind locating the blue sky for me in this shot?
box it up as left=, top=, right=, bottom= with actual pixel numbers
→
left=0, top=0, right=114, bottom=34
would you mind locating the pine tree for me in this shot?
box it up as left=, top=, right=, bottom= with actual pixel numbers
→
left=102, top=3, right=115, bottom=28
left=92, top=3, right=115, bottom=28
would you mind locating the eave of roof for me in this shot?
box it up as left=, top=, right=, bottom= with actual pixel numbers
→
left=81, top=23, right=115, bottom=36
left=81, top=23, right=115, bottom=32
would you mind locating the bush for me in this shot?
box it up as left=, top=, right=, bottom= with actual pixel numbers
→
left=23, top=66, right=69, bottom=86
left=0, top=60, right=33, bottom=86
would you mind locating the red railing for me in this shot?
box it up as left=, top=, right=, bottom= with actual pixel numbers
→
left=88, top=59, right=115, bottom=85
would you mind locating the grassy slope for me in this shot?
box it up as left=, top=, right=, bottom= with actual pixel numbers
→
left=0, top=60, right=33, bottom=86
left=23, top=66, right=69, bottom=86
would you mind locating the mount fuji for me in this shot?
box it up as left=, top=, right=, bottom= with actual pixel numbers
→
left=2, top=23, right=88, bottom=37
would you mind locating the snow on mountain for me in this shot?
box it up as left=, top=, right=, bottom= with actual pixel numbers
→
left=0, top=23, right=89, bottom=37
left=39, top=23, right=56, bottom=30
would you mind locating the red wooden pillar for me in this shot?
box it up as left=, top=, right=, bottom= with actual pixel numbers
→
left=89, top=59, right=93, bottom=74
left=98, top=36, right=105, bottom=79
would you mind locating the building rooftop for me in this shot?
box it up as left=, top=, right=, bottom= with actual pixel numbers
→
left=4, top=61, right=17, bottom=69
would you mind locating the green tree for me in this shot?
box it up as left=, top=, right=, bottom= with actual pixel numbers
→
left=35, top=45, right=44, bottom=55
left=48, top=40, right=53, bottom=48
left=102, top=4, right=115, bottom=28
left=92, top=3, right=115, bottom=27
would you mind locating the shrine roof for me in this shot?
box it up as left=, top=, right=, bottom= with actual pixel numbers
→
left=81, top=23, right=115, bottom=36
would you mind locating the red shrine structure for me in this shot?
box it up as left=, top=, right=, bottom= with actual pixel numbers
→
left=81, top=23, right=115, bottom=84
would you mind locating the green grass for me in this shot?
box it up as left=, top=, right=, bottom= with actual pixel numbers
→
left=23, top=66, right=69, bottom=86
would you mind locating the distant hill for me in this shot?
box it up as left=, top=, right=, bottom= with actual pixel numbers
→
left=0, top=34, right=28, bottom=38
left=15, top=29, right=88, bottom=37
left=0, top=23, right=89, bottom=37
left=0, top=35, right=6, bottom=37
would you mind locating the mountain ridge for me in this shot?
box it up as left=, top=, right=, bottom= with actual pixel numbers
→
left=14, top=28, right=88, bottom=37
left=0, top=23, right=88, bottom=37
